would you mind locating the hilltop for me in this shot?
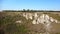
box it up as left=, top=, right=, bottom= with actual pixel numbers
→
left=0, top=11, right=60, bottom=34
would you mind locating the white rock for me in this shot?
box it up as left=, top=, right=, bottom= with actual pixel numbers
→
left=40, top=14, right=45, bottom=19
left=54, top=19, right=58, bottom=23
left=50, top=17, right=54, bottom=22
left=34, top=13, right=38, bottom=19
left=28, top=13, right=33, bottom=19
left=32, top=20, right=37, bottom=24
left=45, top=15, right=49, bottom=20
left=15, top=20, right=22, bottom=23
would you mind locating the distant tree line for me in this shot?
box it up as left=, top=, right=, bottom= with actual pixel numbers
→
left=1, top=9, right=60, bottom=12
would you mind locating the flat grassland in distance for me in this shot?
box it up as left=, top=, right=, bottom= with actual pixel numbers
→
left=0, top=10, right=60, bottom=34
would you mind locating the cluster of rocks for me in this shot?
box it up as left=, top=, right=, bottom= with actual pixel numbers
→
left=21, top=13, right=58, bottom=24
left=15, top=12, right=60, bottom=34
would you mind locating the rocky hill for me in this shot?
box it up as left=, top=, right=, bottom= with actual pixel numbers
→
left=0, top=11, right=60, bottom=34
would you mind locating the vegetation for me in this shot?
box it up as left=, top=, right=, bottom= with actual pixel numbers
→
left=0, top=10, right=60, bottom=34
left=0, top=12, right=28, bottom=34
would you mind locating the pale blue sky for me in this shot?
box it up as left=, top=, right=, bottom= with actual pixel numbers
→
left=1, top=0, right=60, bottom=10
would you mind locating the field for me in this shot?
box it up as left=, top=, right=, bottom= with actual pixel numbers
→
left=0, top=11, right=60, bottom=34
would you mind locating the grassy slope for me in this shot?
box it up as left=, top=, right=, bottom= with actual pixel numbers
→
left=0, top=11, right=60, bottom=34
left=0, top=12, right=28, bottom=34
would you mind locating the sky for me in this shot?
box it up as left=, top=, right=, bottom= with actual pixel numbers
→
left=1, top=0, right=60, bottom=10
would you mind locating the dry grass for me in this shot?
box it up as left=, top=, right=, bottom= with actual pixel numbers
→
left=0, top=12, right=60, bottom=34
